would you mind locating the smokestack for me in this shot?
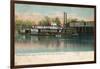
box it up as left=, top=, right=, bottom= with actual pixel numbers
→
left=66, top=12, right=67, bottom=24
left=64, top=12, right=65, bottom=24
left=64, top=12, right=68, bottom=28
left=64, top=12, right=67, bottom=24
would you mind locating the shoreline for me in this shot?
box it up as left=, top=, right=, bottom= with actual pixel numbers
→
left=15, top=51, right=94, bottom=65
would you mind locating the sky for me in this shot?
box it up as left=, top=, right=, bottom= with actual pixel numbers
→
left=15, top=3, right=94, bottom=21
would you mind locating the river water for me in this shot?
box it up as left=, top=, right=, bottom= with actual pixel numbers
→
left=15, top=34, right=94, bottom=54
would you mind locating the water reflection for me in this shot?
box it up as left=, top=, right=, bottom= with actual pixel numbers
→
left=15, top=34, right=94, bottom=53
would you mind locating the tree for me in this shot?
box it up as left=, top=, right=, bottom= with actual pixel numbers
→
left=39, top=20, right=46, bottom=26
left=70, top=18, right=78, bottom=23
left=80, top=20, right=86, bottom=26
left=44, top=16, right=51, bottom=26
left=39, top=16, right=51, bottom=26
left=53, top=17, right=61, bottom=27
left=16, top=19, right=33, bottom=31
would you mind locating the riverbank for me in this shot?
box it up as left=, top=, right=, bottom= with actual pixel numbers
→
left=15, top=51, right=94, bottom=65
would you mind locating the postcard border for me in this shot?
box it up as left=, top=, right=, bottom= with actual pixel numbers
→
left=10, top=0, right=96, bottom=69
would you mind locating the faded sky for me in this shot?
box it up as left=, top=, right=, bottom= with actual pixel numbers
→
left=15, top=4, right=94, bottom=21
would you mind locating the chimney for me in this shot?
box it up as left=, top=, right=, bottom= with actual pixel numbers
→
left=64, top=12, right=67, bottom=24
left=66, top=12, right=67, bottom=24
left=64, top=12, right=65, bottom=24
